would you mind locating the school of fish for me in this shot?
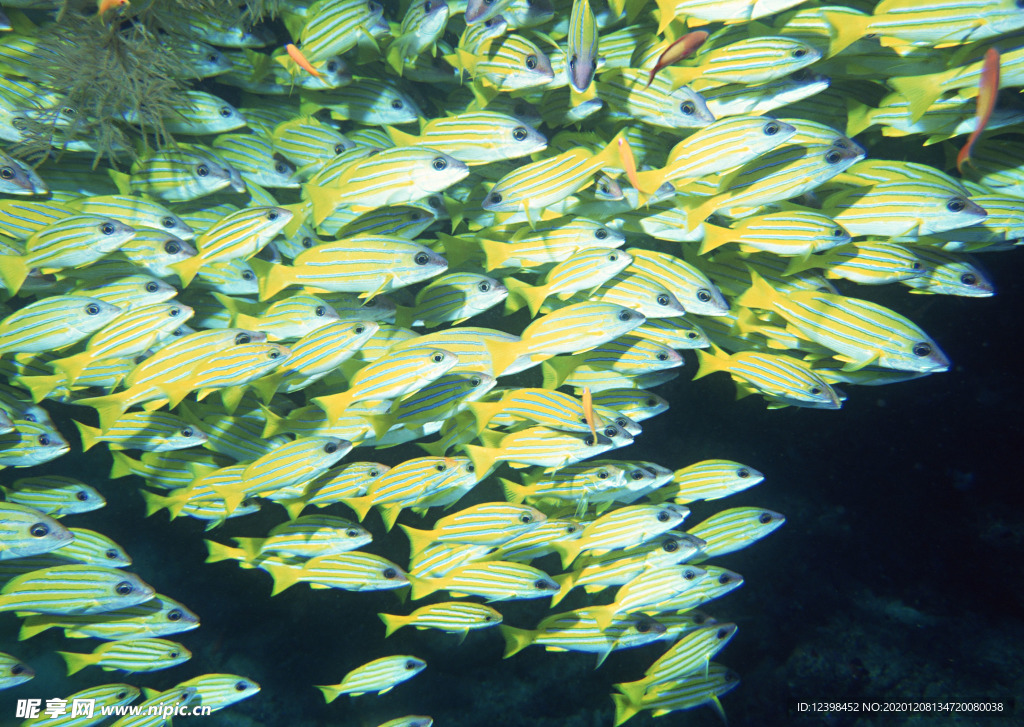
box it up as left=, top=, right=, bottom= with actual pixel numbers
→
left=0, top=0, right=1020, bottom=723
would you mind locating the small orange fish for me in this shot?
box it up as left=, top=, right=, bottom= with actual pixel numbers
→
left=286, top=43, right=322, bottom=79
left=957, top=47, right=1000, bottom=173
left=645, top=31, right=708, bottom=88
left=581, top=387, right=597, bottom=443
left=617, top=137, right=642, bottom=193
left=97, top=0, right=129, bottom=15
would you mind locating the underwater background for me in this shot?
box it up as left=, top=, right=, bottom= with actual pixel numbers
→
left=1, top=1, right=1024, bottom=726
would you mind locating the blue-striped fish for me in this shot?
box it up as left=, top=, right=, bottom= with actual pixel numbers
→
left=0, top=502, right=73, bottom=559
left=379, top=601, right=502, bottom=638
left=317, top=655, right=425, bottom=701
left=58, top=638, right=190, bottom=675
left=0, top=565, right=154, bottom=614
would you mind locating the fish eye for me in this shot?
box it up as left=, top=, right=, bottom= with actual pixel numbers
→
left=85, top=303, right=101, bottom=315
left=487, top=192, right=503, bottom=204
left=99, top=222, right=117, bottom=234
left=603, top=426, right=617, bottom=437
left=38, top=435, right=50, bottom=446
left=947, top=198, right=967, bottom=212
left=512, top=127, right=528, bottom=141
left=315, top=305, right=327, bottom=316
left=680, top=101, right=696, bottom=115
left=532, top=579, right=550, bottom=590
left=169, top=307, right=181, bottom=317
left=635, top=620, right=651, bottom=633
left=29, top=523, right=49, bottom=537
left=324, top=442, right=339, bottom=453
left=960, top=273, right=978, bottom=285
left=302, top=237, right=314, bottom=248
left=683, top=568, right=698, bottom=580
left=0, top=167, right=14, bottom=179
left=24, top=412, right=37, bottom=423
left=911, top=261, right=922, bottom=271
left=234, top=681, right=249, bottom=691
left=145, top=281, right=159, bottom=292
left=662, top=539, right=679, bottom=552
left=759, top=512, right=773, bottom=524
left=608, top=253, right=618, bottom=262
left=597, top=469, right=609, bottom=479
left=719, top=572, right=734, bottom=584
left=591, top=58, right=598, bottom=70
left=368, top=468, right=380, bottom=477
left=656, top=294, right=670, bottom=306
left=466, top=463, right=475, bottom=472
left=219, top=107, right=233, bottom=117
left=391, top=99, right=404, bottom=110
left=657, top=510, right=671, bottom=522
left=168, top=609, right=183, bottom=621
left=164, top=240, right=181, bottom=254
left=266, top=210, right=279, bottom=221
left=355, top=325, right=366, bottom=334
left=615, top=418, right=628, bottom=428
left=809, top=386, right=822, bottom=395
left=105, top=548, right=119, bottom=559
left=584, top=435, right=595, bottom=446
left=242, top=270, right=255, bottom=281
left=432, top=157, right=448, bottom=171
left=519, top=512, right=533, bottom=523
left=913, top=342, right=932, bottom=357
left=431, top=352, right=445, bottom=363
left=595, top=228, right=609, bottom=239
left=525, top=55, right=538, bottom=70
left=763, top=122, right=780, bottom=135
left=11, top=664, right=24, bottom=675
left=424, top=0, right=432, bottom=9
left=268, top=349, right=282, bottom=359
left=717, top=627, right=731, bottom=639
left=656, top=352, right=669, bottom=361
left=334, top=143, right=346, bottom=154
left=383, top=568, right=398, bottom=579
left=346, top=528, right=360, bottom=537
left=569, top=55, right=576, bottom=71
left=478, top=281, right=491, bottom=292
left=792, top=47, right=808, bottom=58
left=326, top=60, right=339, bottom=73
left=825, top=150, right=842, bottom=164
left=737, top=468, right=750, bottom=478
left=646, top=398, right=658, bottom=406
left=471, top=376, right=482, bottom=386
left=833, top=227, right=845, bottom=237
left=617, top=310, right=632, bottom=321
left=75, top=490, right=90, bottom=501
left=235, top=333, right=251, bottom=344
left=115, top=581, right=134, bottom=595
left=196, top=164, right=209, bottom=177
left=630, top=469, right=644, bottom=480
left=415, top=252, right=431, bottom=265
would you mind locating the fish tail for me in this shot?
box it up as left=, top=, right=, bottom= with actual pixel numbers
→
left=386, top=125, right=419, bottom=146
left=550, top=572, right=577, bottom=607
left=552, top=538, right=583, bottom=569
left=655, top=0, right=677, bottom=34
left=231, top=537, right=265, bottom=562
left=258, top=404, right=290, bottom=438
left=399, top=523, right=434, bottom=560
left=407, top=573, right=440, bottom=601
left=378, top=503, right=403, bottom=532
left=278, top=497, right=307, bottom=521
left=844, top=98, right=875, bottom=138
left=499, top=477, right=528, bottom=504
left=478, top=237, right=512, bottom=271
left=0, top=253, right=30, bottom=295
left=888, top=73, right=943, bottom=124
left=342, top=494, right=376, bottom=522
left=634, top=168, right=667, bottom=196
left=315, top=685, right=344, bottom=704
left=733, top=269, right=779, bottom=311
left=362, top=413, right=397, bottom=441
left=170, top=255, right=203, bottom=288
left=590, top=604, right=615, bottom=632
left=462, top=443, right=500, bottom=477
left=437, top=232, right=481, bottom=268
left=307, top=182, right=341, bottom=227
left=378, top=611, right=407, bottom=637
left=250, top=371, right=283, bottom=405
left=465, top=401, right=503, bottom=432
left=73, top=419, right=102, bottom=452
left=205, top=539, right=246, bottom=564
left=697, top=223, right=734, bottom=255
left=483, top=338, right=523, bottom=377
left=18, top=617, right=51, bottom=640
left=50, top=352, right=91, bottom=385
left=57, top=650, right=94, bottom=676
left=263, top=559, right=301, bottom=596
left=540, top=356, right=576, bottom=390
left=499, top=625, right=534, bottom=658
left=681, top=195, right=717, bottom=231
left=393, top=305, right=416, bottom=328
left=78, top=392, right=130, bottom=433
left=139, top=489, right=172, bottom=518
left=312, top=390, right=355, bottom=422
left=821, top=9, right=869, bottom=58
left=108, top=451, right=135, bottom=479
left=18, top=374, right=63, bottom=403
left=502, top=277, right=547, bottom=317
left=249, top=258, right=293, bottom=302
left=693, top=346, right=728, bottom=380
left=612, top=692, right=641, bottom=727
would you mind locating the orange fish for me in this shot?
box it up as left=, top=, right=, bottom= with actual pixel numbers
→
left=581, top=386, right=597, bottom=443
left=617, top=137, right=642, bottom=193
left=645, top=31, right=708, bottom=89
left=286, top=43, right=322, bottom=79
left=97, top=0, right=129, bottom=15
left=957, top=47, right=1000, bottom=173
